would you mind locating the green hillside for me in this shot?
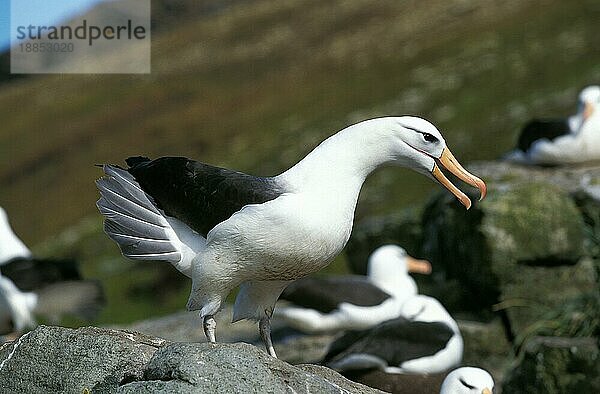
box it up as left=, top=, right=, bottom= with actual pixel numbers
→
left=1, top=0, right=599, bottom=323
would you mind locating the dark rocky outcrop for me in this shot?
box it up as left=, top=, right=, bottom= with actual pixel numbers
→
left=0, top=326, right=381, bottom=394
left=502, top=336, right=600, bottom=393
left=345, top=161, right=600, bottom=390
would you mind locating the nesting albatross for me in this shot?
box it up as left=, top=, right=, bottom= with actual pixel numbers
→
left=96, top=116, right=486, bottom=357
left=323, top=295, right=463, bottom=374
left=505, top=85, right=600, bottom=164
left=278, top=244, right=431, bottom=333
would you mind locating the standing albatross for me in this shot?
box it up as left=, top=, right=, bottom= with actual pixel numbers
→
left=96, top=116, right=486, bottom=357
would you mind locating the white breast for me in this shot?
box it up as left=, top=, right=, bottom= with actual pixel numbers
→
left=205, top=190, right=356, bottom=282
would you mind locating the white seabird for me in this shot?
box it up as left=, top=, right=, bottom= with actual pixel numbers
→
left=505, top=85, right=600, bottom=165
left=323, top=295, right=463, bottom=375
left=277, top=244, right=431, bottom=333
left=0, top=207, right=105, bottom=335
left=1, top=205, right=81, bottom=288
left=440, top=367, right=494, bottom=394
left=95, top=116, right=486, bottom=357
left=0, top=206, right=33, bottom=265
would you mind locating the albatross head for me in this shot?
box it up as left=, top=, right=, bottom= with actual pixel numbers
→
left=382, top=116, right=486, bottom=209
left=368, top=245, right=431, bottom=277
left=440, top=367, right=494, bottom=394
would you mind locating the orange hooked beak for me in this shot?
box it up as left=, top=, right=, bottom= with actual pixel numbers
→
left=431, top=148, right=487, bottom=210
left=583, top=102, right=594, bottom=122
left=482, top=388, right=493, bottom=394
left=406, top=256, right=432, bottom=275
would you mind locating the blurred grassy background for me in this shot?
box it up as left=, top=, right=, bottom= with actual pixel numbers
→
left=1, top=0, right=599, bottom=324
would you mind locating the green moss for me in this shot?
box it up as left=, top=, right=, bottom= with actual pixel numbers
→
left=482, top=183, right=586, bottom=274
left=503, top=336, right=600, bottom=393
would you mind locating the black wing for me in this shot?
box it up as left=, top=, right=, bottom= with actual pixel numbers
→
left=125, top=156, right=285, bottom=237
left=1, top=257, right=81, bottom=291
left=281, top=275, right=391, bottom=313
left=323, top=317, right=454, bottom=366
left=517, top=118, right=570, bottom=152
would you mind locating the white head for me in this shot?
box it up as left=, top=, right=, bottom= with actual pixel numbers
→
left=367, top=244, right=431, bottom=288
left=440, top=367, right=494, bottom=394
left=366, top=245, right=431, bottom=299
left=578, top=85, right=600, bottom=122
left=363, top=117, right=486, bottom=209
left=283, top=116, right=486, bottom=209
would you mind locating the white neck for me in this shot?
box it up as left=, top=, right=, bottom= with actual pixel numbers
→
left=277, top=119, right=397, bottom=191
left=368, top=261, right=417, bottom=300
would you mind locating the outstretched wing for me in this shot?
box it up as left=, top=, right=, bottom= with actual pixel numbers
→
left=323, top=317, right=454, bottom=368
left=125, top=156, right=286, bottom=237
left=281, top=276, right=391, bottom=313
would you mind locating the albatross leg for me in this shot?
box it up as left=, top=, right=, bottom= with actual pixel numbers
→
left=203, top=315, right=217, bottom=343
left=259, top=313, right=277, bottom=358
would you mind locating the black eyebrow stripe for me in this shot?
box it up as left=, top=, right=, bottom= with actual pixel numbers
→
left=400, top=124, right=422, bottom=133
left=459, top=378, right=475, bottom=389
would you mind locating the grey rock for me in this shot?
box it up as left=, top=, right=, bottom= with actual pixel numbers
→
left=119, top=304, right=334, bottom=366
left=458, top=319, right=511, bottom=383
left=274, top=332, right=336, bottom=365
left=420, top=165, right=598, bottom=335
left=119, top=306, right=262, bottom=344
left=0, top=325, right=381, bottom=394
left=0, top=325, right=165, bottom=394
left=118, top=342, right=383, bottom=394
left=467, top=161, right=600, bottom=195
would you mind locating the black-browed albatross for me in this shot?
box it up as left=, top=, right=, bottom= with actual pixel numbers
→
left=278, top=244, right=431, bottom=333
left=96, top=116, right=486, bottom=357
left=323, top=295, right=463, bottom=374
left=505, top=85, right=600, bottom=164
left=0, top=207, right=105, bottom=336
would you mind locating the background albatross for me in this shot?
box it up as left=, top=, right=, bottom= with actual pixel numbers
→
left=278, top=244, right=431, bottom=333
left=505, top=85, right=600, bottom=164
left=96, top=116, right=486, bottom=357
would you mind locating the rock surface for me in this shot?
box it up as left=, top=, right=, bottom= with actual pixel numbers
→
left=502, top=336, right=600, bottom=393
left=0, top=326, right=165, bottom=393
left=0, top=325, right=381, bottom=394
left=120, top=342, right=382, bottom=393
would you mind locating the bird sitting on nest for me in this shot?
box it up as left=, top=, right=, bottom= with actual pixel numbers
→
left=277, top=244, right=431, bottom=333
left=95, top=116, right=486, bottom=357
left=505, top=85, right=600, bottom=165
left=322, top=295, right=463, bottom=375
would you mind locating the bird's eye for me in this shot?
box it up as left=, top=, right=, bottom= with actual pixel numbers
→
left=422, top=133, right=438, bottom=143
left=459, top=378, right=475, bottom=390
